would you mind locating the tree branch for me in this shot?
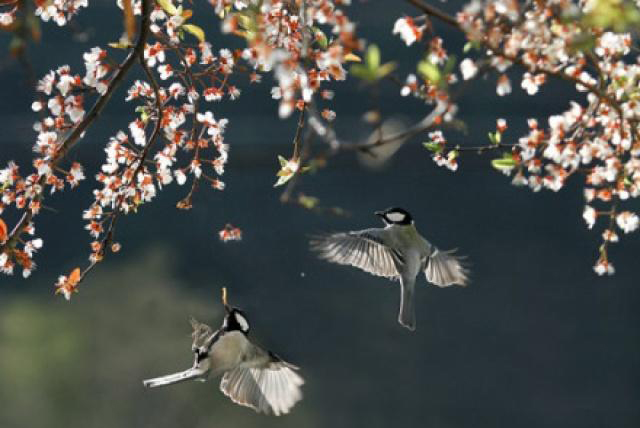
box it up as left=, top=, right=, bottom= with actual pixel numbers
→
left=1, top=0, right=153, bottom=254
left=407, top=0, right=461, bottom=29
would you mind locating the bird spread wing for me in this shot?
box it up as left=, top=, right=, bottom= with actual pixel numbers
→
left=310, top=229, right=402, bottom=279
left=219, top=347, right=304, bottom=416
left=424, top=248, right=469, bottom=287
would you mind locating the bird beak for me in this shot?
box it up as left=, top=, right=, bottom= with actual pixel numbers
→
left=374, top=211, right=384, bottom=217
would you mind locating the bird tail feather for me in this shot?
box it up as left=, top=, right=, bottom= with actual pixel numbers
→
left=398, top=280, right=416, bottom=331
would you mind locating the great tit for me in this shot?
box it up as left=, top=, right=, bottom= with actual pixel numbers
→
left=311, top=207, right=468, bottom=331
left=142, top=289, right=304, bottom=416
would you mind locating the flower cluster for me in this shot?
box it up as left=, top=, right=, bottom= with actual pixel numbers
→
left=397, top=0, right=640, bottom=273
left=220, top=0, right=359, bottom=118
left=55, top=267, right=81, bottom=300
left=0, top=46, right=115, bottom=277
left=81, top=0, right=235, bottom=266
left=393, top=16, right=426, bottom=47
left=35, top=0, right=90, bottom=26
left=0, top=6, right=16, bottom=26
left=218, top=223, right=242, bottom=242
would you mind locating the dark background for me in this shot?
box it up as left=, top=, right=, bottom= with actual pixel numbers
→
left=1, top=1, right=639, bottom=428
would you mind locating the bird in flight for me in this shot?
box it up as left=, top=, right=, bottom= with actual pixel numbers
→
left=143, top=288, right=304, bottom=416
left=311, top=207, right=468, bottom=330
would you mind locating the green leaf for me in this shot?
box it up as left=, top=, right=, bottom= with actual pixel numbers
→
left=108, top=41, right=133, bottom=49
left=366, top=44, right=380, bottom=70
left=156, top=0, right=179, bottom=15
left=377, top=62, right=397, bottom=79
left=351, top=46, right=396, bottom=83
left=182, top=24, right=206, bottom=43
left=350, top=64, right=375, bottom=82
left=344, top=53, right=362, bottom=62
left=487, top=131, right=502, bottom=145
left=423, top=141, right=443, bottom=153
left=417, top=60, right=441, bottom=85
left=298, top=194, right=319, bottom=209
left=312, top=27, right=328, bottom=49
left=443, top=55, right=457, bottom=76
left=491, top=154, right=516, bottom=170
left=274, top=174, right=293, bottom=187
left=463, top=41, right=481, bottom=53
left=278, top=155, right=288, bottom=168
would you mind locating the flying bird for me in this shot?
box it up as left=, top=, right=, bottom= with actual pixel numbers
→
left=311, top=207, right=468, bottom=331
left=143, top=288, right=304, bottom=416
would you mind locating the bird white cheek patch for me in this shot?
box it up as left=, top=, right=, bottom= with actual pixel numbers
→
left=386, top=212, right=406, bottom=223
left=235, top=313, right=250, bottom=332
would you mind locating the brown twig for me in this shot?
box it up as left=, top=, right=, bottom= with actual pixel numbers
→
left=292, top=103, right=306, bottom=159
left=406, top=0, right=461, bottom=29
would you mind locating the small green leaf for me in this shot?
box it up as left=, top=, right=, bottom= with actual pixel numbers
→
left=366, top=44, right=380, bottom=70
left=182, top=24, right=205, bottom=42
left=108, top=41, right=133, bottom=49
left=344, top=53, right=362, bottom=62
left=487, top=132, right=497, bottom=145
left=443, top=55, right=457, bottom=76
left=423, top=141, right=443, bottom=153
left=491, top=154, right=516, bottom=170
left=312, top=27, right=328, bottom=49
left=377, top=62, right=397, bottom=79
left=274, top=174, right=293, bottom=187
left=350, top=64, right=375, bottom=81
left=487, top=131, right=502, bottom=145
left=448, top=150, right=459, bottom=160
left=463, top=41, right=481, bottom=53
left=278, top=155, right=288, bottom=168
left=417, top=60, right=441, bottom=85
left=298, top=194, right=319, bottom=209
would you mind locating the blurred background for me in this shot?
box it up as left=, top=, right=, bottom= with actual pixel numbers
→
left=1, top=1, right=640, bottom=428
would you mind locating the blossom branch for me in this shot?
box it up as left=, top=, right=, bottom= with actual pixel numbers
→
left=0, top=0, right=153, bottom=256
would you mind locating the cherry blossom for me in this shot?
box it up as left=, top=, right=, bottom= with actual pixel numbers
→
left=219, top=224, right=242, bottom=242
left=393, top=17, right=425, bottom=47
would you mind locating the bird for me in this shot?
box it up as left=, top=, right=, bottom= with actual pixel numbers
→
left=311, top=207, right=468, bottom=331
left=142, top=288, right=304, bottom=416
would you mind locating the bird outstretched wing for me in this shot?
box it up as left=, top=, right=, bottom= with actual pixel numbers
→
left=424, top=248, right=469, bottom=287
left=219, top=348, right=304, bottom=416
left=310, top=229, right=402, bottom=279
